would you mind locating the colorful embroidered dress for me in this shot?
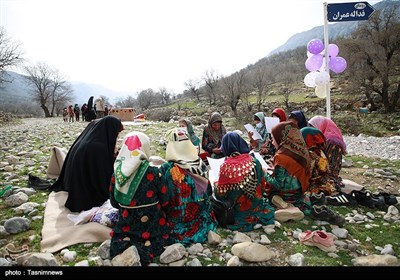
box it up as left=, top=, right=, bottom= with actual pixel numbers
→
left=308, top=116, right=347, bottom=186
left=216, top=131, right=275, bottom=232
left=161, top=128, right=217, bottom=245
left=109, top=132, right=174, bottom=266
left=301, top=127, right=337, bottom=196
left=264, top=122, right=312, bottom=215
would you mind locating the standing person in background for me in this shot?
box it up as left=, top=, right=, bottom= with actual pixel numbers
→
left=81, top=103, right=88, bottom=122
left=73, top=104, right=80, bottom=122
left=308, top=116, right=347, bottom=188
left=104, top=105, right=109, bottom=116
left=201, top=112, right=226, bottom=159
left=49, top=115, right=124, bottom=212
left=160, top=127, right=217, bottom=245
left=288, top=110, right=308, bottom=129
left=68, top=105, right=74, bottom=122
left=85, top=96, right=97, bottom=122
left=178, top=118, right=200, bottom=152
left=215, top=131, right=275, bottom=231
left=109, top=131, right=174, bottom=266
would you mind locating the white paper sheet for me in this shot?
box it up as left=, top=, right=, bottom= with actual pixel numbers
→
left=252, top=152, right=273, bottom=175
left=244, top=124, right=262, bottom=140
left=207, top=156, right=226, bottom=182
left=264, top=117, right=280, bottom=133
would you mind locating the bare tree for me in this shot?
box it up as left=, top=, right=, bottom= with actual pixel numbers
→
left=202, top=69, right=219, bottom=105
left=220, top=70, right=247, bottom=115
left=137, top=88, right=155, bottom=110
left=158, top=87, right=171, bottom=104
left=342, top=3, right=400, bottom=112
left=24, top=62, right=74, bottom=117
left=279, top=69, right=297, bottom=110
left=252, top=64, right=274, bottom=111
left=0, top=27, right=24, bottom=83
left=184, top=79, right=201, bottom=102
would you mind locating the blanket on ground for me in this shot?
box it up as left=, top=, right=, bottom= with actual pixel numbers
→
left=40, top=191, right=111, bottom=253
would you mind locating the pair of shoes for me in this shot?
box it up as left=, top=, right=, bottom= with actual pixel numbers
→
left=326, top=192, right=357, bottom=206
left=311, top=205, right=345, bottom=227
left=299, top=230, right=337, bottom=252
left=271, top=195, right=293, bottom=209
left=274, top=206, right=304, bottom=223
left=352, top=190, right=386, bottom=209
left=310, top=192, right=327, bottom=206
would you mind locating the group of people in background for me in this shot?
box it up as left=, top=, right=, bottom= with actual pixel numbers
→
left=50, top=106, right=349, bottom=265
left=61, top=96, right=111, bottom=122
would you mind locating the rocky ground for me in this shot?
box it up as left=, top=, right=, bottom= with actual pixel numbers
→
left=0, top=117, right=399, bottom=267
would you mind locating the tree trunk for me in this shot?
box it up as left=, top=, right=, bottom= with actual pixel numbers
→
left=41, top=104, right=51, bottom=117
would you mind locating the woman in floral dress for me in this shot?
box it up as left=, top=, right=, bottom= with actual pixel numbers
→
left=109, top=131, right=174, bottom=266
left=160, top=128, right=217, bottom=245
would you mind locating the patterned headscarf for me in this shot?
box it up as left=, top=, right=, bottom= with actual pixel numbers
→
left=254, top=111, right=267, bottom=137
left=272, top=121, right=311, bottom=192
left=165, top=128, right=209, bottom=191
left=308, top=116, right=347, bottom=153
left=289, top=110, right=308, bottom=129
left=203, top=112, right=227, bottom=146
left=113, top=132, right=150, bottom=205
left=300, top=127, right=327, bottom=151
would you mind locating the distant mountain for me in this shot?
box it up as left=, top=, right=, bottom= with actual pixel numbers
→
left=269, top=0, right=395, bottom=55
left=0, top=71, right=137, bottom=106
left=71, top=81, right=136, bottom=105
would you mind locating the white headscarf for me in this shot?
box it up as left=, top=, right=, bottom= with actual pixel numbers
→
left=113, top=131, right=150, bottom=205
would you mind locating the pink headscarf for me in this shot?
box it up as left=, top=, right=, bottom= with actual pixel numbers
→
left=308, top=116, right=346, bottom=153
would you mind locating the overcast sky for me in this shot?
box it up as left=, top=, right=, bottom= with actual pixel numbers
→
left=1, top=0, right=381, bottom=94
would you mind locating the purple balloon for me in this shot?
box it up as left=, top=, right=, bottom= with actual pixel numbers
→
left=307, top=39, right=324, bottom=55
left=328, top=44, right=339, bottom=57
left=305, top=54, right=323, bottom=71
left=329, top=57, right=347, bottom=73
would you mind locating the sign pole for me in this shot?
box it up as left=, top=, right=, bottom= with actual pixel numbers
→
left=323, top=2, right=331, bottom=119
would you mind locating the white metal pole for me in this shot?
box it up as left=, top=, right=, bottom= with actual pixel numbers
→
left=323, top=2, right=331, bottom=119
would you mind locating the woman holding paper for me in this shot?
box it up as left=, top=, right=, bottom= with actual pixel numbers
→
left=248, top=112, right=269, bottom=153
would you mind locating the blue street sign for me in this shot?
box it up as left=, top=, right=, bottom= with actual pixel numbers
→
left=327, top=2, right=375, bottom=22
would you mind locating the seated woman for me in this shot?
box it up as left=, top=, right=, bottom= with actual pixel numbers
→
left=308, top=116, right=347, bottom=188
left=160, top=128, right=217, bottom=245
left=201, top=112, right=226, bottom=159
left=264, top=121, right=312, bottom=215
left=300, top=127, right=338, bottom=196
left=214, top=131, right=275, bottom=232
left=264, top=121, right=345, bottom=226
left=248, top=112, right=269, bottom=153
left=109, top=131, right=174, bottom=266
left=178, top=118, right=201, bottom=151
left=271, top=108, right=287, bottom=122
left=260, top=107, right=288, bottom=159
left=49, top=115, right=124, bottom=212
left=288, top=110, right=308, bottom=129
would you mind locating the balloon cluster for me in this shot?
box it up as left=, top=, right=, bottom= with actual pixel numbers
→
left=303, top=39, right=347, bottom=98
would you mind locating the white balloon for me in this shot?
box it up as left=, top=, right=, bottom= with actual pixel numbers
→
left=315, top=85, right=327, bottom=98
left=304, top=72, right=317, bottom=87
left=314, top=71, right=330, bottom=86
